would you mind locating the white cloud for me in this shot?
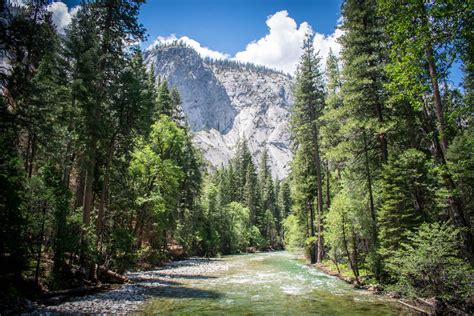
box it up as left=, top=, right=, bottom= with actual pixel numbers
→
left=313, top=28, right=343, bottom=71
left=148, top=35, right=230, bottom=60
left=47, top=2, right=80, bottom=34
left=9, top=1, right=80, bottom=34
left=148, top=10, right=342, bottom=75
left=234, top=10, right=310, bottom=74
left=234, top=10, right=342, bottom=75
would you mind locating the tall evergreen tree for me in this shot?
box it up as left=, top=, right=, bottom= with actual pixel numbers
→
left=290, top=33, right=325, bottom=263
left=338, top=0, right=392, bottom=275
left=379, top=0, right=474, bottom=263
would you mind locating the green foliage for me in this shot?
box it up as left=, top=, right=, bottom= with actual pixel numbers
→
left=378, top=149, right=434, bottom=261
left=2, top=0, right=472, bottom=306
left=222, top=202, right=251, bottom=253
left=129, top=115, right=186, bottom=251
left=378, top=0, right=470, bottom=110
left=282, top=215, right=305, bottom=251
left=0, top=101, right=27, bottom=275
left=109, top=228, right=137, bottom=273
left=198, top=141, right=284, bottom=254
left=324, top=183, right=368, bottom=279
left=324, top=190, right=351, bottom=264
left=446, top=132, right=474, bottom=228
left=156, top=80, right=174, bottom=118
left=387, top=222, right=473, bottom=301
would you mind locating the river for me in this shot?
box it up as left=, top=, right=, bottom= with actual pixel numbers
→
left=36, top=251, right=413, bottom=314
left=142, top=251, right=412, bottom=315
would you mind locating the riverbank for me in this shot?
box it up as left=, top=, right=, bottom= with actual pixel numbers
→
left=313, top=262, right=471, bottom=315
left=30, top=258, right=230, bottom=314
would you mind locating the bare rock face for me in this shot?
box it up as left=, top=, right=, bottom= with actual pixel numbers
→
left=145, top=44, right=293, bottom=179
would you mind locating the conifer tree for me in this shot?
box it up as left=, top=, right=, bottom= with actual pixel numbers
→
left=170, top=86, right=187, bottom=127
left=340, top=0, right=389, bottom=163
left=65, top=0, right=145, bottom=227
left=379, top=0, right=474, bottom=263
left=290, top=32, right=325, bottom=263
left=338, top=0, right=392, bottom=275
left=378, top=149, right=434, bottom=270
left=243, top=160, right=258, bottom=225
left=156, top=80, right=173, bottom=118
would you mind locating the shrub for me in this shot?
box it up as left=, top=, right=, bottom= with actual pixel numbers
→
left=386, top=222, right=473, bottom=301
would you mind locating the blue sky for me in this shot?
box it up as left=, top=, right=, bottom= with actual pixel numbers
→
left=138, top=0, right=342, bottom=55
left=60, top=0, right=342, bottom=54
left=52, top=0, right=463, bottom=83
left=54, top=0, right=343, bottom=74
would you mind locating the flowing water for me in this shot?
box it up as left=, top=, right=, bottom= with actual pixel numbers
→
left=143, top=251, right=413, bottom=315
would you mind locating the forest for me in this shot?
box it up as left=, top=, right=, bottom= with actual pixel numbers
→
left=0, top=0, right=472, bottom=312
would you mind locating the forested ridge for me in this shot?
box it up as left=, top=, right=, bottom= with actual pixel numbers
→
left=0, top=0, right=472, bottom=312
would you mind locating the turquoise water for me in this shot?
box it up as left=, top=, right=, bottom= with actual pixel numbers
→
left=144, top=252, right=413, bottom=315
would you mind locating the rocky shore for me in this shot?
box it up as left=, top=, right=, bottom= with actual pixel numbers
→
left=31, top=258, right=230, bottom=314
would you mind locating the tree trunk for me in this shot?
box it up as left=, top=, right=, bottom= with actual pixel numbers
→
left=35, top=202, right=47, bottom=284
left=82, top=136, right=96, bottom=226
left=363, top=130, right=381, bottom=277
left=308, top=200, right=316, bottom=264
left=75, top=168, right=85, bottom=209
left=313, top=136, right=324, bottom=263
left=341, top=214, right=358, bottom=282
left=28, top=134, right=36, bottom=178
left=424, top=36, right=448, bottom=159
left=326, top=161, right=331, bottom=210
left=363, top=131, right=377, bottom=245
left=419, top=8, right=474, bottom=263
left=96, top=135, right=116, bottom=242
left=351, top=227, right=360, bottom=282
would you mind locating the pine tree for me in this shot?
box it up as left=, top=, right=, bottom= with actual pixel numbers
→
left=96, top=49, right=156, bottom=244
left=277, top=180, right=291, bottom=219
left=257, top=148, right=273, bottom=233
left=156, top=80, right=174, bottom=118
left=0, top=97, right=28, bottom=278
left=340, top=0, right=389, bottom=163
left=338, top=0, right=392, bottom=275
left=243, top=160, right=258, bottom=225
left=290, top=32, right=325, bottom=263
left=234, top=138, right=253, bottom=201
left=379, top=0, right=474, bottom=263
left=170, top=86, right=187, bottom=127
left=65, top=0, right=145, bottom=227
left=378, top=149, right=434, bottom=269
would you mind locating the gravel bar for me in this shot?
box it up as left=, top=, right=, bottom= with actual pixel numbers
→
left=31, top=258, right=230, bottom=315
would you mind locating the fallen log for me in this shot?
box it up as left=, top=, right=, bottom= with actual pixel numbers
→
left=397, top=300, right=430, bottom=315
left=98, top=266, right=129, bottom=284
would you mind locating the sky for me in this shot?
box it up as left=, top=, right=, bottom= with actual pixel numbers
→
left=37, top=0, right=344, bottom=74
left=14, top=0, right=463, bottom=83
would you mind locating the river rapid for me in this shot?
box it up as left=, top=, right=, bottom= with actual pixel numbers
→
left=36, top=251, right=414, bottom=315
left=142, top=251, right=412, bottom=315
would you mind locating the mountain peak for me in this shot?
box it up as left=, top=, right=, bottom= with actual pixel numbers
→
left=145, top=43, right=294, bottom=178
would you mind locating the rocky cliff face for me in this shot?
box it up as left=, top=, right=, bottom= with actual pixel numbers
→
left=144, top=44, right=293, bottom=178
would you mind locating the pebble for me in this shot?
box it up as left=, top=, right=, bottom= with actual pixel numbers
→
left=30, top=258, right=229, bottom=315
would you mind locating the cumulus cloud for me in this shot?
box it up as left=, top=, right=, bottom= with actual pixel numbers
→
left=312, top=28, right=343, bottom=71
left=9, top=1, right=80, bottom=33
left=234, top=10, right=310, bottom=74
left=48, top=2, right=81, bottom=34
left=150, top=10, right=342, bottom=75
left=235, top=10, right=342, bottom=74
left=149, top=35, right=230, bottom=60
